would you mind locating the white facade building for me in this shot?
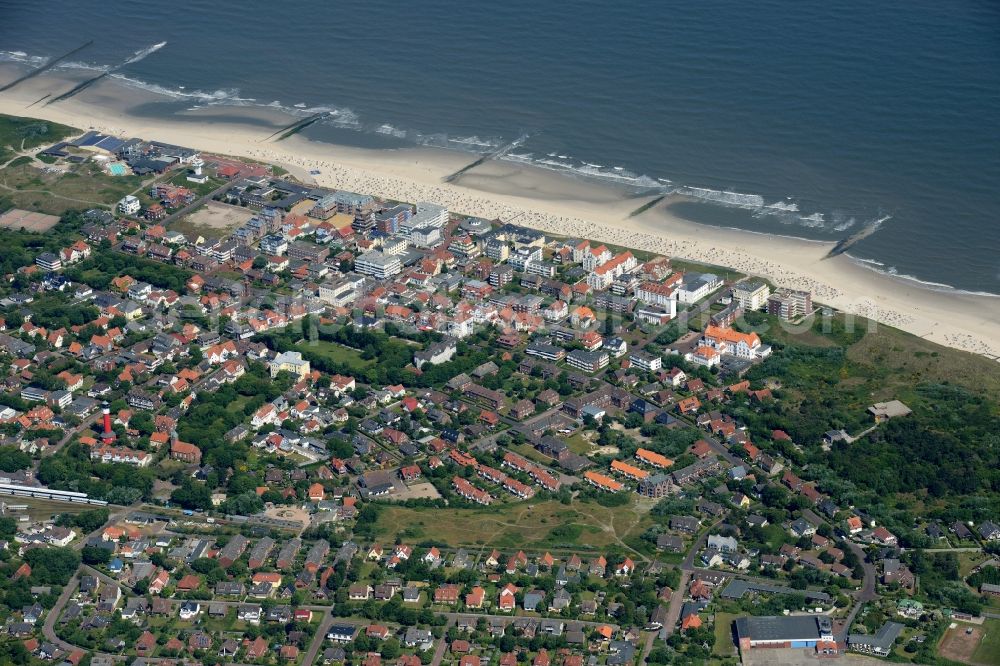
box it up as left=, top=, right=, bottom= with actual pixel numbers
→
left=355, top=251, right=402, bottom=279
left=676, top=273, right=722, bottom=303
left=732, top=280, right=771, bottom=311
left=118, top=195, right=141, bottom=216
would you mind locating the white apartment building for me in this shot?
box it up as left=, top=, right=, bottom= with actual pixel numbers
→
left=635, top=281, right=678, bottom=316
left=401, top=202, right=448, bottom=235
left=355, top=250, right=402, bottom=279
left=628, top=351, right=662, bottom=372
left=732, top=280, right=771, bottom=311
left=676, top=273, right=722, bottom=303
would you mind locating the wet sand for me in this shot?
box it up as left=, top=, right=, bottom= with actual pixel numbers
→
left=0, top=66, right=997, bottom=359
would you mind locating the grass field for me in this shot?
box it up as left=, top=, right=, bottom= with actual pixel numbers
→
left=167, top=171, right=226, bottom=197
left=747, top=308, right=1000, bottom=403
left=957, top=551, right=990, bottom=578
left=510, top=443, right=555, bottom=466
left=846, top=323, right=1000, bottom=401
left=0, top=160, right=148, bottom=216
left=295, top=340, right=374, bottom=371
left=712, top=612, right=738, bottom=657
left=0, top=495, right=97, bottom=522
left=0, top=114, right=78, bottom=163
left=973, top=618, right=1000, bottom=666
left=669, top=257, right=745, bottom=283
left=939, top=619, right=1000, bottom=666
left=373, top=498, right=655, bottom=555
left=564, top=432, right=595, bottom=455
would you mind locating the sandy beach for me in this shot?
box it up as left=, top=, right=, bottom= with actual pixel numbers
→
left=0, top=67, right=998, bottom=360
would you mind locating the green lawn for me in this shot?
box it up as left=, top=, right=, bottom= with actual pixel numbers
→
left=0, top=113, right=78, bottom=163
left=973, top=618, right=1000, bottom=666
left=712, top=612, right=738, bottom=657
left=957, top=551, right=990, bottom=578
left=0, top=496, right=96, bottom=522
left=510, top=443, right=555, bottom=466
left=168, top=171, right=225, bottom=197
left=669, top=258, right=745, bottom=283
left=564, top=432, right=594, bottom=455
left=0, top=159, right=149, bottom=215
left=224, top=394, right=255, bottom=415
left=295, top=340, right=374, bottom=371
left=373, top=498, right=653, bottom=554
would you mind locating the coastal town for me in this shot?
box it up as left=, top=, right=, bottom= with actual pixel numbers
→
left=0, top=115, right=997, bottom=666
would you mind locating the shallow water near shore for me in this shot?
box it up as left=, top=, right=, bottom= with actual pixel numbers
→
left=1, top=0, right=999, bottom=292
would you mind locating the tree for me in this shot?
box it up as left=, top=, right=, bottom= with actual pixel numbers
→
left=0, top=447, right=32, bottom=473
left=171, top=480, right=213, bottom=511
left=191, top=558, right=223, bottom=575
left=62, top=507, right=110, bottom=533
left=223, top=493, right=264, bottom=516
left=0, top=516, right=18, bottom=538
left=82, top=545, right=112, bottom=566
left=380, top=638, right=401, bottom=660
left=24, top=547, right=81, bottom=585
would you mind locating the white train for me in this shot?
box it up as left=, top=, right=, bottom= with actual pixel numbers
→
left=0, top=483, right=108, bottom=506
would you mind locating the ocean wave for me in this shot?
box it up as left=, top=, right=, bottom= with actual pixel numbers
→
left=123, top=41, right=167, bottom=66
left=677, top=186, right=765, bottom=208
left=846, top=254, right=1000, bottom=297
left=798, top=212, right=825, bottom=228
left=375, top=124, right=407, bottom=138
left=536, top=158, right=576, bottom=169
left=446, top=135, right=503, bottom=148
left=676, top=185, right=850, bottom=232
left=411, top=133, right=503, bottom=152
left=0, top=50, right=48, bottom=67
left=510, top=154, right=662, bottom=189
left=2, top=46, right=894, bottom=247
left=109, top=73, right=248, bottom=103
left=2, top=42, right=165, bottom=74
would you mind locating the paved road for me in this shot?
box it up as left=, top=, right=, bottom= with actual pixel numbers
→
left=439, top=611, right=614, bottom=628
left=429, top=616, right=455, bottom=666
left=661, top=569, right=691, bottom=639
left=42, top=571, right=89, bottom=655
left=41, top=513, right=128, bottom=657
left=798, top=507, right=877, bottom=642
left=301, top=609, right=334, bottom=666
left=801, top=508, right=877, bottom=604
left=45, top=410, right=103, bottom=457
left=647, top=517, right=721, bottom=653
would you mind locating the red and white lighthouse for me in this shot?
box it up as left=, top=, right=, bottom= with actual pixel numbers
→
left=100, top=401, right=116, bottom=443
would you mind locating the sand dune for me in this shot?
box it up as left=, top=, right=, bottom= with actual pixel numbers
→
left=0, top=68, right=997, bottom=360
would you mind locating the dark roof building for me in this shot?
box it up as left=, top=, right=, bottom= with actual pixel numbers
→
left=735, top=615, right=834, bottom=651
left=848, top=621, right=904, bottom=657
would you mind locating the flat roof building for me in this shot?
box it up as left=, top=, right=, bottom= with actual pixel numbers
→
left=735, top=615, right=834, bottom=652
left=566, top=349, right=610, bottom=373
left=355, top=250, right=402, bottom=279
